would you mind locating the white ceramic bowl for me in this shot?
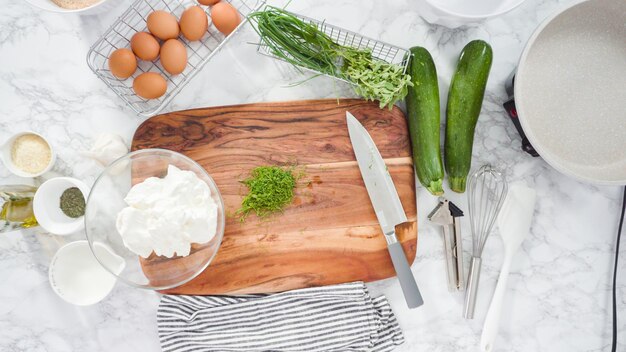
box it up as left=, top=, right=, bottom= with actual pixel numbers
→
left=24, top=0, right=121, bottom=15
left=49, top=240, right=125, bottom=306
left=34, top=177, right=90, bottom=235
left=416, top=0, right=527, bottom=28
left=0, top=131, right=56, bottom=178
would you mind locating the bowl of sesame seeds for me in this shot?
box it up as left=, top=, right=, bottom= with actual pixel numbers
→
left=0, top=131, right=55, bottom=178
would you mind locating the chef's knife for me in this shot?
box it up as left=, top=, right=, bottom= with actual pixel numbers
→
left=346, top=111, right=424, bottom=309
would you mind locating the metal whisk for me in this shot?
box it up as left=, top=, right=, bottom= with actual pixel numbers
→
left=463, top=165, right=508, bottom=319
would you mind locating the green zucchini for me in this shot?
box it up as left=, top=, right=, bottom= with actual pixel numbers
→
left=406, top=46, right=444, bottom=196
left=444, top=40, right=493, bottom=193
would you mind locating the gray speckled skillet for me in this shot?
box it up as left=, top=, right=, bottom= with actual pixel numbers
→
left=515, top=0, right=626, bottom=185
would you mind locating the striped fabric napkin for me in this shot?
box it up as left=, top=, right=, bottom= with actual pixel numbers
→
left=157, top=282, right=405, bottom=352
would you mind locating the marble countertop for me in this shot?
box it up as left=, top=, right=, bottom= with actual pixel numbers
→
left=1, top=0, right=624, bottom=351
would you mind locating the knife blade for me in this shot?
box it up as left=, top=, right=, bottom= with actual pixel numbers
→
left=346, top=111, right=424, bottom=308
left=346, top=112, right=407, bottom=235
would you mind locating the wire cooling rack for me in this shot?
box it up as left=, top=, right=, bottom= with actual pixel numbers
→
left=254, top=8, right=410, bottom=85
left=87, top=0, right=264, bottom=117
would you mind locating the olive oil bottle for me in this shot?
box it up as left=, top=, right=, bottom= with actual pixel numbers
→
left=1, top=185, right=38, bottom=233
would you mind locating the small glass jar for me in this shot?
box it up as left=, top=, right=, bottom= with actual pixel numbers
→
left=1, top=185, right=38, bottom=233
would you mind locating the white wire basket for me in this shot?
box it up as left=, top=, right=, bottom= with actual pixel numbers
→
left=254, top=8, right=410, bottom=85
left=87, top=0, right=264, bottom=117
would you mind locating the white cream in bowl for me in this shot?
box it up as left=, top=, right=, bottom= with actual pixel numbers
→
left=116, top=164, right=218, bottom=258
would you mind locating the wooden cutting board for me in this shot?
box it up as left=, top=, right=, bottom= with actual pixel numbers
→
left=132, top=99, right=417, bottom=294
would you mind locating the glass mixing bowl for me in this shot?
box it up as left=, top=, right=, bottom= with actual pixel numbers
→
left=85, top=149, right=225, bottom=290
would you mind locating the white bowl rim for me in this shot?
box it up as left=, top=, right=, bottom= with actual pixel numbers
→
left=424, top=0, right=528, bottom=19
left=24, top=0, right=106, bottom=13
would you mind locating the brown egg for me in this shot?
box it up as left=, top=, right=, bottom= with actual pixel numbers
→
left=210, top=2, right=240, bottom=35
left=197, top=0, right=220, bottom=5
left=133, top=72, right=167, bottom=99
left=180, top=6, right=208, bottom=41
left=147, top=10, right=180, bottom=40
left=160, top=39, right=188, bottom=75
left=130, top=32, right=160, bottom=61
left=108, top=48, right=137, bottom=79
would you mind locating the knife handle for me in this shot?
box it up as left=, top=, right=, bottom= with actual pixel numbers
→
left=388, top=239, right=424, bottom=309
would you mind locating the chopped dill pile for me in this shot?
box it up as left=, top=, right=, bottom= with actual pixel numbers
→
left=237, top=166, right=297, bottom=220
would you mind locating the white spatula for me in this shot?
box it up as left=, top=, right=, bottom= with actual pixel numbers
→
left=480, top=183, right=536, bottom=352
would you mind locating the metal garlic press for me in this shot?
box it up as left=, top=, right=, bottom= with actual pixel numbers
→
left=428, top=197, right=465, bottom=292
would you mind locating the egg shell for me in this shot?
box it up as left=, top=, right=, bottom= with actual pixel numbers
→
left=147, top=10, right=180, bottom=40
left=133, top=72, right=167, bottom=99
left=210, top=2, right=240, bottom=35
left=180, top=6, right=208, bottom=41
left=160, top=39, right=188, bottom=75
left=108, top=48, right=137, bottom=79
left=197, top=0, right=220, bottom=5
left=130, top=32, right=160, bottom=61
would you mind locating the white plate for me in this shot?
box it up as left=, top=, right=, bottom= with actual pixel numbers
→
left=515, top=0, right=626, bottom=185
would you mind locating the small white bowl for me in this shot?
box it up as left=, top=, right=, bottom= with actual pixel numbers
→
left=49, top=240, right=125, bottom=306
left=23, top=0, right=121, bottom=15
left=416, top=0, right=527, bottom=28
left=0, top=131, right=56, bottom=178
left=34, top=177, right=89, bottom=235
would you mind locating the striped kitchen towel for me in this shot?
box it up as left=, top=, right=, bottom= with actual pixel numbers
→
left=157, top=282, right=405, bottom=352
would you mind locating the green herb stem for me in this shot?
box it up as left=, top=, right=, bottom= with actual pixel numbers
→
left=250, top=7, right=412, bottom=109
